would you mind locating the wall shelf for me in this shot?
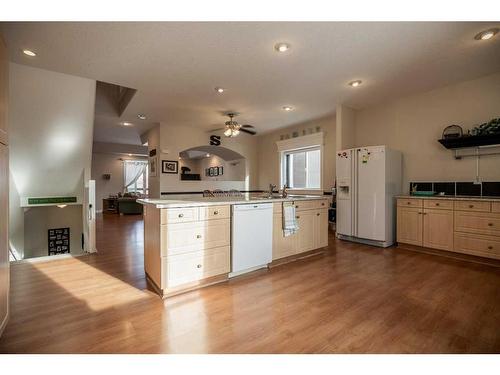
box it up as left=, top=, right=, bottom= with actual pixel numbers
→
left=438, top=134, right=500, bottom=149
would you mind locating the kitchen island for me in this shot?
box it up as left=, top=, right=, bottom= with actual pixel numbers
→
left=138, top=195, right=330, bottom=298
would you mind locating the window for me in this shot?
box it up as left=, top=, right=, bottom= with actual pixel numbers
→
left=282, top=146, right=321, bottom=189
left=124, top=160, right=148, bottom=195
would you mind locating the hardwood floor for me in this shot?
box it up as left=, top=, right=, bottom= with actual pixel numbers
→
left=0, top=213, right=499, bottom=353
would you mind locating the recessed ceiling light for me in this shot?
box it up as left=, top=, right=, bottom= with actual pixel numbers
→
left=215, top=87, right=225, bottom=93
left=348, top=80, right=362, bottom=88
left=474, top=28, right=499, bottom=40
left=274, top=42, right=291, bottom=52
left=206, top=153, right=210, bottom=157
left=128, top=153, right=132, bottom=156
left=122, top=122, right=132, bottom=126
left=137, top=114, right=147, bottom=120
left=22, top=49, right=36, bottom=57
left=282, top=106, right=293, bottom=111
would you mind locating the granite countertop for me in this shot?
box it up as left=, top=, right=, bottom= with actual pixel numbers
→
left=396, top=195, right=500, bottom=202
left=138, top=194, right=328, bottom=209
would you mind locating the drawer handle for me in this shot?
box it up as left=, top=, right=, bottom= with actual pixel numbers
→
left=469, top=205, right=474, bottom=208
left=295, top=205, right=299, bottom=208
left=196, top=234, right=202, bottom=239
left=178, top=213, right=184, bottom=218
left=196, top=264, right=202, bottom=268
left=296, top=216, right=300, bottom=219
left=488, top=223, right=493, bottom=227
left=321, top=203, right=325, bottom=206
left=317, top=213, right=320, bottom=216
left=488, top=246, right=493, bottom=250
left=213, top=210, right=219, bottom=215
left=407, top=202, right=411, bottom=205
left=435, top=203, right=440, bottom=206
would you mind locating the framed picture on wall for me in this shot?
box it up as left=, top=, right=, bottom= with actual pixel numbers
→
left=162, top=160, right=178, bottom=174
left=213, top=167, right=219, bottom=176
left=218, top=166, right=223, bottom=176
left=209, top=167, right=214, bottom=176
left=149, top=157, right=157, bottom=177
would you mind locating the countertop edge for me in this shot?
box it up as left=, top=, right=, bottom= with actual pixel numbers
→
left=137, top=195, right=328, bottom=209
left=396, top=195, right=500, bottom=202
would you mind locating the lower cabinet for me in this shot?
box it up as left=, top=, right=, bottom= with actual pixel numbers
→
left=422, top=209, right=454, bottom=251
left=397, top=198, right=500, bottom=260
left=397, top=205, right=453, bottom=251
left=272, top=199, right=329, bottom=261
left=397, top=207, right=423, bottom=246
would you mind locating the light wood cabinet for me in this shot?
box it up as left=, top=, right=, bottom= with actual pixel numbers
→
left=296, top=210, right=316, bottom=253
left=315, top=209, right=329, bottom=249
left=272, top=200, right=329, bottom=260
left=272, top=213, right=296, bottom=260
left=0, top=36, right=8, bottom=337
left=397, top=197, right=500, bottom=261
left=145, top=205, right=231, bottom=297
left=422, top=209, right=453, bottom=251
left=397, top=207, right=423, bottom=246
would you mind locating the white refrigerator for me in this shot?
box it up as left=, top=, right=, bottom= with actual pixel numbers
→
left=336, top=145, right=401, bottom=247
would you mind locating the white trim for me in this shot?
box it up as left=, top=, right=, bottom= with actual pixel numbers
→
left=276, top=132, right=324, bottom=152
left=279, top=145, right=324, bottom=191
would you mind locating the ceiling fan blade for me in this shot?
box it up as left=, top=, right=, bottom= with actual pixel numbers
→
left=207, top=127, right=225, bottom=133
left=241, top=124, right=255, bottom=129
left=240, top=127, right=257, bottom=135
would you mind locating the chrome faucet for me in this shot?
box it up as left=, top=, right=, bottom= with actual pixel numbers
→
left=268, top=184, right=277, bottom=198
left=282, top=185, right=288, bottom=198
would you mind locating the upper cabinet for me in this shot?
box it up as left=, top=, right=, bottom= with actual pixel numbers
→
left=0, top=36, right=7, bottom=145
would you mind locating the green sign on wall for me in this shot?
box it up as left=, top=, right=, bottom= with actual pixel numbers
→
left=27, top=197, right=77, bottom=205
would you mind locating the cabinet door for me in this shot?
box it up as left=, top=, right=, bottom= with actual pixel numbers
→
left=314, top=209, right=329, bottom=249
left=397, top=207, right=423, bottom=246
left=0, top=38, right=7, bottom=146
left=296, top=210, right=315, bottom=254
left=0, top=144, right=8, bottom=335
left=423, top=209, right=454, bottom=251
left=272, top=214, right=296, bottom=260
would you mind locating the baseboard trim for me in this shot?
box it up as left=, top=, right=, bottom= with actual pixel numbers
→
left=397, top=243, right=500, bottom=268
left=268, top=248, right=326, bottom=268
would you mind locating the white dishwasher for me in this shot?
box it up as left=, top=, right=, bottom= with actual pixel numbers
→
left=230, top=203, right=273, bottom=277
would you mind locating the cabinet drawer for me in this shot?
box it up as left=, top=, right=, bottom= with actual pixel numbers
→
left=453, top=233, right=500, bottom=260
left=423, top=199, right=453, bottom=210
left=454, top=211, right=500, bottom=237
left=161, top=207, right=199, bottom=224
left=161, top=218, right=230, bottom=256
left=163, top=246, right=230, bottom=288
left=315, top=199, right=329, bottom=209
left=273, top=202, right=283, bottom=215
left=492, top=201, right=500, bottom=213
left=294, top=200, right=317, bottom=211
left=454, top=200, right=491, bottom=212
left=397, top=198, right=422, bottom=208
left=199, top=205, right=230, bottom=221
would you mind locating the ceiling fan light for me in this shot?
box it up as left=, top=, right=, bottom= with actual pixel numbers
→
left=224, top=128, right=232, bottom=137
left=233, top=129, right=240, bottom=136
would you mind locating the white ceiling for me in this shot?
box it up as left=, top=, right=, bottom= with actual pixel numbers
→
left=2, top=22, right=500, bottom=145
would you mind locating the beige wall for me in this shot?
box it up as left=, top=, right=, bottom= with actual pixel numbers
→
left=157, top=123, right=259, bottom=194
left=354, top=72, right=500, bottom=192
left=8, top=63, right=96, bottom=259
left=23, top=205, right=83, bottom=259
left=91, top=152, right=147, bottom=212
left=256, top=114, right=336, bottom=192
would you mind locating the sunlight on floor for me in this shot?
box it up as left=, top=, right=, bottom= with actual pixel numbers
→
left=32, top=258, right=153, bottom=311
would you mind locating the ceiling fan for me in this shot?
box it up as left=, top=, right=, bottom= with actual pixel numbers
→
left=214, top=113, right=257, bottom=137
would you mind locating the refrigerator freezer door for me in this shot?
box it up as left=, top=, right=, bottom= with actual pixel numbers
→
left=356, top=146, right=386, bottom=241
left=336, top=149, right=353, bottom=236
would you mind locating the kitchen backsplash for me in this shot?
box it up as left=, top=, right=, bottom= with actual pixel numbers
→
left=409, top=181, right=500, bottom=197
